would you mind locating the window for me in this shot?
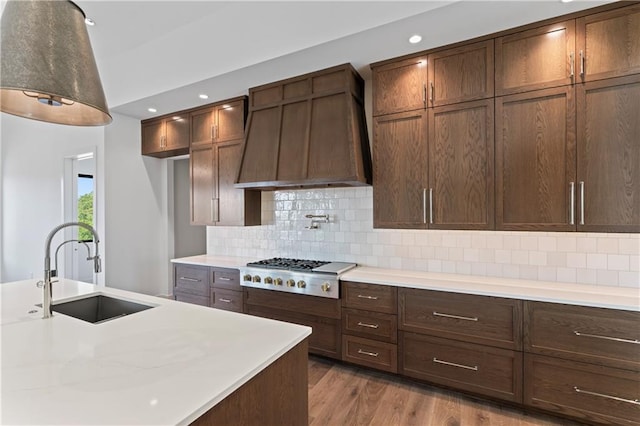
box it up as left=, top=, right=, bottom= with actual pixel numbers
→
left=77, top=174, right=93, bottom=242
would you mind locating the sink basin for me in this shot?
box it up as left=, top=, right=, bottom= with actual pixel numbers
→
left=51, top=295, right=154, bottom=324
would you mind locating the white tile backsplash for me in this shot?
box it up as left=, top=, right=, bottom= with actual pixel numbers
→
left=208, top=186, right=640, bottom=288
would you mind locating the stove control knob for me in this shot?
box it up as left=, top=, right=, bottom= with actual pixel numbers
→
left=286, top=279, right=296, bottom=287
left=252, top=275, right=261, bottom=283
left=321, top=282, right=331, bottom=292
left=264, top=276, right=273, bottom=284
left=274, top=278, right=283, bottom=286
left=243, top=274, right=252, bottom=282
left=297, top=280, right=306, bottom=289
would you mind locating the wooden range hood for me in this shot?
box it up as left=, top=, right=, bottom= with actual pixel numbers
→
left=235, top=64, right=372, bottom=190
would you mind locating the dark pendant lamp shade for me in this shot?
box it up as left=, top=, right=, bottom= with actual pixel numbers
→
left=0, top=0, right=112, bottom=126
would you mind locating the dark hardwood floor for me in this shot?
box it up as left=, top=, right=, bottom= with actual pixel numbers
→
left=308, top=356, right=582, bottom=426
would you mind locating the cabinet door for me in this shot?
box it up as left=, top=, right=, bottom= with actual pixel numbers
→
left=428, top=40, right=494, bottom=106
left=496, top=21, right=576, bottom=96
left=215, top=100, right=246, bottom=142
left=373, top=111, right=428, bottom=229
left=495, top=86, right=576, bottom=231
left=577, top=4, right=640, bottom=82
left=428, top=99, right=494, bottom=230
left=141, top=119, right=164, bottom=155
left=372, top=56, right=427, bottom=116
left=190, top=106, right=215, bottom=145
left=576, top=74, right=640, bottom=232
left=190, top=145, right=215, bottom=225
left=164, top=116, right=189, bottom=151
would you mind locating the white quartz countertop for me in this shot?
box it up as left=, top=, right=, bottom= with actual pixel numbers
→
left=0, top=279, right=310, bottom=425
left=171, top=254, right=639, bottom=311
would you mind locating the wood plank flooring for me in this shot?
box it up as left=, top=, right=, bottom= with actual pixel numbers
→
left=308, top=356, right=583, bottom=426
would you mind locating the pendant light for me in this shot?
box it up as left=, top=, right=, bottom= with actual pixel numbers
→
left=0, top=0, right=112, bottom=126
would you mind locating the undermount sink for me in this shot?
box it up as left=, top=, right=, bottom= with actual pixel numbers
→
left=51, top=294, right=154, bottom=324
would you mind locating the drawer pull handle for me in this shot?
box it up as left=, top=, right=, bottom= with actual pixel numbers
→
left=433, top=357, right=478, bottom=371
left=573, top=331, right=640, bottom=345
left=357, top=322, right=379, bottom=329
left=218, top=298, right=232, bottom=303
left=218, top=277, right=232, bottom=281
left=179, top=277, right=201, bottom=282
left=433, top=311, right=478, bottom=322
left=574, top=387, right=640, bottom=406
left=357, top=349, right=379, bottom=357
left=357, top=295, right=378, bottom=300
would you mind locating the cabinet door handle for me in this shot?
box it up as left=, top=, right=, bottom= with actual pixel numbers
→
left=429, top=188, right=434, bottom=224
left=218, top=277, right=232, bottom=281
left=211, top=124, right=215, bottom=140
left=569, top=181, right=575, bottom=225
left=218, top=298, right=232, bottom=303
left=574, top=331, right=640, bottom=345
left=579, top=181, right=585, bottom=225
left=215, top=124, right=219, bottom=140
left=430, top=81, right=434, bottom=104
left=433, top=311, right=478, bottom=322
left=422, top=188, right=427, bottom=224
left=574, top=387, right=640, bottom=405
left=357, top=321, right=380, bottom=329
left=422, top=82, right=427, bottom=108
left=433, top=357, right=478, bottom=371
left=357, top=294, right=378, bottom=300
left=569, top=52, right=575, bottom=80
left=213, top=198, right=219, bottom=222
left=179, top=277, right=201, bottom=282
left=357, top=349, right=379, bottom=357
left=579, top=50, right=585, bottom=78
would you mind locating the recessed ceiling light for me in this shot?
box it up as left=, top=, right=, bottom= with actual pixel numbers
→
left=148, top=108, right=157, bottom=113
left=560, top=0, right=573, bottom=3
left=199, top=94, right=209, bottom=99
left=409, top=35, right=422, bottom=44
left=84, top=17, right=95, bottom=26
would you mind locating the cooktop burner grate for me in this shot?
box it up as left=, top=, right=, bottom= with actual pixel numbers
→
left=246, top=257, right=330, bottom=272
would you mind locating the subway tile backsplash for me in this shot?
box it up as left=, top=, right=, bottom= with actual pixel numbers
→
left=207, top=187, right=640, bottom=288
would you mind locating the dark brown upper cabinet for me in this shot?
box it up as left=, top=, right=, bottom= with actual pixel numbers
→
left=576, top=74, right=640, bottom=233
left=373, top=111, right=428, bottom=229
left=495, top=21, right=576, bottom=96
left=372, top=56, right=428, bottom=116
left=427, top=40, right=494, bottom=107
left=428, top=99, right=494, bottom=230
left=190, top=98, right=247, bottom=146
left=141, top=115, right=189, bottom=158
left=236, top=64, right=372, bottom=190
left=496, top=86, right=576, bottom=231
left=576, top=4, right=640, bottom=82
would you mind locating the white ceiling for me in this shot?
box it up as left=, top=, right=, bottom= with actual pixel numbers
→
left=73, top=0, right=614, bottom=120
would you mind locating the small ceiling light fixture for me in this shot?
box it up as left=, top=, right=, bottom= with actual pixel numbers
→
left=84, top=17, right=95, bottom=26
left=409, top=34, right=422, bottom=44
left=0, top=0, right=111, bottom=126
left=560, top=0, right=573, bottom=2
left=148, top=108, right=157, bottom=113
left=199, top=94, right=209, bottom=99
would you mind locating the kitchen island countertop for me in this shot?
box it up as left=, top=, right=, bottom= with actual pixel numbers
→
left=172, top=254, right=639, bottom=312
left=0, top=279, right=310, bottom=425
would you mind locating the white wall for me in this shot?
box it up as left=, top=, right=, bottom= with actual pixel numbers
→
left=173, top=158, right=206, bottom=258
left=0, top=113, right=105, bottom=283
left=103, top=113, right=171, bottom=295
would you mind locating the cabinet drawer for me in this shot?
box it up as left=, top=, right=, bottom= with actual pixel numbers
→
left=174, top=264, right=210, bottom=296
left=211, top=288, right=243, bottom=313
left=399, top=288, right=522, bottom=350
left=525, top=301, right=640, bottom=371
left=342, top=281, right=397, bottom=314
left=525, top=354, right=640, bottom=426
left=246, top=288, right=341, bottom=319
left=342, top=335, right=398, bottom=373
left=174, top=290, right=209, bottom=307
left=401, top=332, right=523, bottom=403
left=342, top=308, right=397, bottom=343
left=212, top=268, right=241, bottom=290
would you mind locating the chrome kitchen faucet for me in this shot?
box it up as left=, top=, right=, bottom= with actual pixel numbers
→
left=40, top=222, right=101, bottom=319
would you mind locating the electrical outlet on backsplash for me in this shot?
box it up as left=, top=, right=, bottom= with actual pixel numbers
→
left=206, top=187, right=640, bottom=289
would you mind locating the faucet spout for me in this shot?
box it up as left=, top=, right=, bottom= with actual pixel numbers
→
left=43, top=222, right=101, bottom=319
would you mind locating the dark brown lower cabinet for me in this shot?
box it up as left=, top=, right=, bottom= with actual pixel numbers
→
left=400, top=332, right=523, bottom=403
left=244, top=288, right=342, bottom=359
left=525, top=354, right=640, bottom=426
left=342, top=335, right=398, bottom=373
left=211, top=288, right=243, bottom=312
left=174, top=290, right=209, bottom=307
